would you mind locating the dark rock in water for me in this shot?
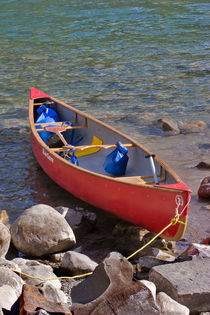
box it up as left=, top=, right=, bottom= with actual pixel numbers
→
left=157, top=118, right=180, bottom=135
left=198, top=143, right=210, bottom=150
left=198, top=176, right=210, bottom=199
left=149, top=258, right=210, bottom=313
left=19, top=283, right=71, bottom=314
left=196, top=161, right=210, bottom=169
left=179, top=120, right=207, bottom=134
left=71, top=251, right=160, bottom=314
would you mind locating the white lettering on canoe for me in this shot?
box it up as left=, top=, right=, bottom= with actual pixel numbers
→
left=42, top=148, right=54, bottom=163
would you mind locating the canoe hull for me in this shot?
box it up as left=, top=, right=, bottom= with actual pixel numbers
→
left=31, top=131, right=190, bottom=241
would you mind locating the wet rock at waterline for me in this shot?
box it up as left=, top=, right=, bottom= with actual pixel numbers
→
left=198, top=176, right=210, bottom=200
left=157, top=118, right=180, bottom=135
left=10, top=204, right=76, bottom=257
left=196, top=161, right=210, bottom=169
left=179, top=120, right=207, bottom=134
left=157, top=118, right=208, bottom=136
left=0, top=222, right=11, bottom=258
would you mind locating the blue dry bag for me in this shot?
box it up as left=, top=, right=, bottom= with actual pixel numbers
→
left=35, top=104, right=60, bottom=143
left=104, top=141, right=129, bottom=176
left=70, top=148, right=79, bottom=166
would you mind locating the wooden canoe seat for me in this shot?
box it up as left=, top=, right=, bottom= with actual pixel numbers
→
left=115, top=176, right=146, bottom=184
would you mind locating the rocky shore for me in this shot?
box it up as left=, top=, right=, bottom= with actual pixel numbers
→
left=0, top=197, right=209, bottom=314
left=0, top=118, right=209, bottom=315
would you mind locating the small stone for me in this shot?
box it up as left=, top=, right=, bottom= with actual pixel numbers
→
left=61, top=251, right=98, bottom=276
left=0, top=210, right=9, bottom=225
left=157, top=292, right=189, bottom=315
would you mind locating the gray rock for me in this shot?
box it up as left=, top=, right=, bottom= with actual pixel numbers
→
left=149, top=258, right=210, bottom=312
left=0, top=257, right=21, bottom=273
left=37, top=282, right=68, bottom=304
left=0, top=268, right=24, bottom=310
left=10, top=204, right=76, bottom=256
left=71, top=252, right=160, bottom=314
left=138, top=256, right=169, bottom=271
left=140, top=280, right=157, bottom=301
left=0, top=222, right=11, bottom=258
left=12, top=258, right=61, bottom=289
left=179, top=120, right=207, bottom=134
left=61, top=251, right=98, bottom=276
left=178, top=243, right=210, bottom=259
left=157, top=292, right=190, bottom=315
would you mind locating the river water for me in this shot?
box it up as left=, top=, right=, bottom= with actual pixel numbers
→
left=0, top=0, right=209, bottom=242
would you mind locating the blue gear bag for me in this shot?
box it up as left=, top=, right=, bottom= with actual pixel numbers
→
left=35, top=104, right=60, bottom=143
left=104, top=141, right=129, bottom=176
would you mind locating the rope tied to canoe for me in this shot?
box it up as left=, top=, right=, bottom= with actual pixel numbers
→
left=0, top=196, right=190, bottom=281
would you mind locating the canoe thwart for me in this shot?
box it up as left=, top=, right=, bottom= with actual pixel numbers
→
left=51, top=143, right=135, bottom=152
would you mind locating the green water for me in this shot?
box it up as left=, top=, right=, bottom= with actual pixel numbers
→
left=0, top=0, right=209, bottom=240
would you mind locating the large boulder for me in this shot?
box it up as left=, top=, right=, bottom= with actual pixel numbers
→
left=10, top=204, right=76, bottom=256
left=61, top=251, right=98, bottom=276
left=0, top=222, right=11, bottom=258
left=149, top=258, right=210, bottom=312
left=198, top=177, right=210, bottom=199
left=71, top=252, right=160, bottom=314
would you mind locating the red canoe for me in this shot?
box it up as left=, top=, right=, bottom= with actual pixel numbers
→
left=29, top=88, right=191, bottom=241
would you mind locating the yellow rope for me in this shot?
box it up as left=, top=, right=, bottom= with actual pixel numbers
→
left=126, top=215, right=184, bottom=260
left=0, top=214, right=185, bottom=281
left=0, top=266, right=93, bottom=280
